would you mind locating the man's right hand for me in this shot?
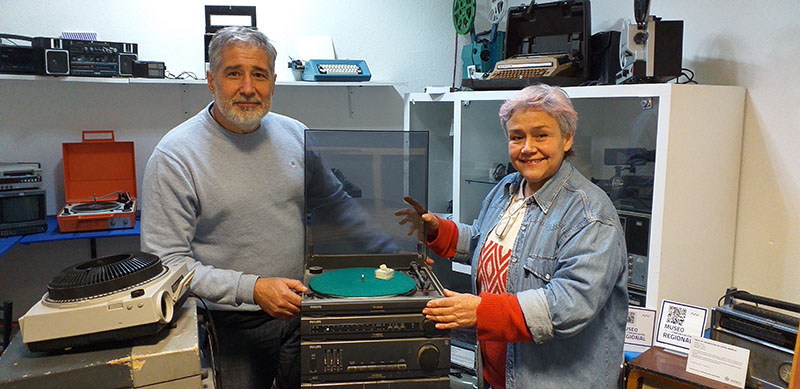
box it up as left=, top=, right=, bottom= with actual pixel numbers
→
left=253, top=277, right=308, bottom=319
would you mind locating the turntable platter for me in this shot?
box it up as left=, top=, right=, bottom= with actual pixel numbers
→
left=71, top=201, right=120, bottom=212
left=309, top=267, right=416, bottom=297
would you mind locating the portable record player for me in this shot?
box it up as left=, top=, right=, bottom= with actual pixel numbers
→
left=19, top=251, right=194, bottom=352
left=57, top=130, right=137, bottom=233
left=300, top=130, right=450, bottom=388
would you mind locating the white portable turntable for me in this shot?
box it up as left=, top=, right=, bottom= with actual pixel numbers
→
left=19, top=252, right=194, bottom=352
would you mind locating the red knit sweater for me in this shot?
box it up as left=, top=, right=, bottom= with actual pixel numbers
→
left=428, top=217, right=532, bottom=388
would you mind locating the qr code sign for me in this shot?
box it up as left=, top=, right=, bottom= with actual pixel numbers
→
left=666, top=306, right=686, bottom=326
left=627, top=312, right=636, bottom=324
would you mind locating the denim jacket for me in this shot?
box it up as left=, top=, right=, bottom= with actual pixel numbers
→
left=453, top=161, right=628, bottom=389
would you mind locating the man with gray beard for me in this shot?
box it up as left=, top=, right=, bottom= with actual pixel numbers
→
left=141, top=26, right=346, bottom=388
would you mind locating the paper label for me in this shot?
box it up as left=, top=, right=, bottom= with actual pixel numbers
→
left=686, top=336, right=750, bottom=388
left=624, top=306, right=657, bottom=353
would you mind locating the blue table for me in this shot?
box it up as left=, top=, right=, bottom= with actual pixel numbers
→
left=0, top=236, right=23, bottom=258
left=2, top=214, right=140, bottom=258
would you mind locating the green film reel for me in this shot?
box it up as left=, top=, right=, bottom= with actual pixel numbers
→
left=452, top=0, right=476, bottom=35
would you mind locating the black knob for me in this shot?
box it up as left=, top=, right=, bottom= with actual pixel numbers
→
left=417, top=343, right=440, bottom=370
left=421, top=319, right=440, bottom=337
left=309, top=266, right=324, bottom=274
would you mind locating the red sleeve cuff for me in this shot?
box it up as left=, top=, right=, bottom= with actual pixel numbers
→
left=476, top=293, right=532, bottom=343
left=427, top=216, right=457, bottom=258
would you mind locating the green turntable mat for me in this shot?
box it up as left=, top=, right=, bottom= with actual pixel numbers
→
left=309, top=267, right=416, bottom=297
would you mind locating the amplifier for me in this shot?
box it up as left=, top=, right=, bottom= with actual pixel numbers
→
left=301, top=376, right=450, bottom=388
left=301, top=337, right=450, bottom=384
left=301, top=313, right=447, bottom=341
left=32, top=37, right=137, bottom=77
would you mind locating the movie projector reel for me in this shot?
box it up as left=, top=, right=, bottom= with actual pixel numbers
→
left=456, top=0, right=507, bottom=80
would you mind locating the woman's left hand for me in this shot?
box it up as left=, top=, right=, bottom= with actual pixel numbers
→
left=423, top=289, right=481, bottom=329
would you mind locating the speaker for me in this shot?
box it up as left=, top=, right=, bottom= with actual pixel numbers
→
left=118, top=53, right=137, bottom=76
left=590, top=31, right=621, bottom=85
left=44, top=49, right=69, bottom=75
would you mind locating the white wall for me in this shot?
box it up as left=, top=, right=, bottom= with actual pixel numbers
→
left=590, top=0, right=800, bottom=305
left=0, top=0, right=454, bottom=94
left=1, top=0, right=798, bottom=310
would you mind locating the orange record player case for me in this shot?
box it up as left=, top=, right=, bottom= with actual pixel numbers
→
left=57, top=130, right=137, bottom=233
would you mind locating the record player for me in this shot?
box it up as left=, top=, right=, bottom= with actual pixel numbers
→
left=19, top=251, right=194, bottom=352
left=300, top=130, right=450, bottom=388
left=58, top=130, right=138, bottom=233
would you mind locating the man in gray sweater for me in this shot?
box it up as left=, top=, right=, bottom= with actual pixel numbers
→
left=141, top=27, right=339, bottom=388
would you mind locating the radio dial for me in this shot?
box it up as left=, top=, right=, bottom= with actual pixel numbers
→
left=417, top=343, right=440, bottom=370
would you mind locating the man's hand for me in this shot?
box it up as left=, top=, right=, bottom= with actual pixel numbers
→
left=422, top=289, right=481, bottom=330
left=253, top=277, right=308, bottom=319
left=394, top=196, right=440, bottom=242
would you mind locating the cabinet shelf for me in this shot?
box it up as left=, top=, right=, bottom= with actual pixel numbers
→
left=0, top=73, right=397, bottom=88
left=405, top=83, right=746, bottom=314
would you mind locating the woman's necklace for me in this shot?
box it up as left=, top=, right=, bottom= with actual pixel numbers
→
left=494, top=194, right=528, bottom=240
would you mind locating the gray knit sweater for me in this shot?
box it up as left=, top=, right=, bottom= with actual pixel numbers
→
left=141, top=104, right=310, bottom=311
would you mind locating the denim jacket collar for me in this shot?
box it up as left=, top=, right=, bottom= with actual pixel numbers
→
left=503, top=160, right=574, bottom=215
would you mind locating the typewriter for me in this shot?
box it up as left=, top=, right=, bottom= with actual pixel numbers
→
left=487, top=54, right=575, bottom=80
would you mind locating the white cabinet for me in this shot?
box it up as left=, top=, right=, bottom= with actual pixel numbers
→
left=404, top=84, right=745, bottom=312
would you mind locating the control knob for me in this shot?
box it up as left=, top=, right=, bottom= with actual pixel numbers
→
left=421, top=318, right=440, bottom=337
left=417, top=343, right=440, bottom=370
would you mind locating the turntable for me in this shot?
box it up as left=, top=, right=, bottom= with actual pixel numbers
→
left=57, top=130, right=138, bottom=233
left=300, top=130, right=450, bottom=388
left=19, top=251, right=194, bottom=352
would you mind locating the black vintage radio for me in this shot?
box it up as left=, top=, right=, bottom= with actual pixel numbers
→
left=711, top=288, right=799, bottom=388
left=32, top=37, right=137, bottom=77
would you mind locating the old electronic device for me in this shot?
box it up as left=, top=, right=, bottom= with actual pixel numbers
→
left=456, top=0, right=507, bottom=81
left=19, top=252, right=194, bottom=352
left=0, top=189, right=47, bottom=237
left=0, top=162, right=47, bottom=237
left=301, top=130, right=449, bottom=388
left=0, top=162, right=43, bottom=191
left=618, top=210, right=650, bottom=307
left=132, top=60, right=165, bottom=78
left=590, top=30, right=621, bottom=85
left=32, top=37, right=138, bottom=77
left=464, top=0, right=591, bottom=90
left=461, top=31, right=505, bottom=80
left=204, top=5, right=256, bottom=64
left=616, top=0, right=683, bottom=84
left=302, top=59, right=371, bottom=82
left=57, top=131, right=137, bottom=233
left=711, top=288, right=799, bottom=388
left=0, top=44, right=35, bottom=75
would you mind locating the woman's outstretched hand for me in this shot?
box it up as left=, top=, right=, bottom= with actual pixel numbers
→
left=394, top=196, right=440, bottom=242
